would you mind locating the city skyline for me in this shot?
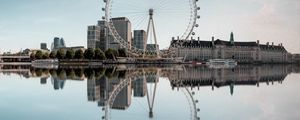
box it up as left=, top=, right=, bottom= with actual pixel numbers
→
left=0, top=0, right=299, bottom=53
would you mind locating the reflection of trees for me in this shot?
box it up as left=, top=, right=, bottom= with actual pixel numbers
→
left=105, top=68, right=119, bottom=79
left=35, top=69, right=43, bottom=77
left=28, top=67, right=122, bottom=80
left=84, top=68, right=95, bottom=79
left=74, top=68, right=84, bottom=78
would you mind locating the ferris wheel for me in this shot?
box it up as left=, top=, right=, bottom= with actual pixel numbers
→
left=102, top=0, right=200, bottom=57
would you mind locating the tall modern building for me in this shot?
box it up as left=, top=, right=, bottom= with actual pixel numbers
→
left=40, top=43, right=47, bottom=50
left=87, top=17, right=132, bottom=50
left=87, top=25, right=101, bottom=49
left=146, top=44, right=159, bottom=51
left=111, top=17, right=132, bottom=49
left=52, top=37, right=66, bottom=50
left=133, top=30, right=147, bottom=50
left=97, top=20, right=120, bottom=51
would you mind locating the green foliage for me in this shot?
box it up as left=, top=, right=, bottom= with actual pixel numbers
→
left=65, top=49, right=75, bottom=59
left=84, top=48, right=95, bottom=60
left=30, top=53, right=35, bottom=60
left=105, top=48, right=119, bottom=60
left=42, top=52, right=50, bottom=59
left=35, top=50, right=43, bottom=59
left=56, top=49, right=65, bottom=59
left=84, top=68, right=95, bottom=79
left=49, top=51, right=56, bottom=59
left=94, top=48, right=106, bottom=60
left=118, top=48, right=127, bottom=57
left=74, top=49, right=84, bottom=59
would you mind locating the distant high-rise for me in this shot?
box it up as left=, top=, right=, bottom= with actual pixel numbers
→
left=87, top=18, right=132, bottom=51
left=97, top=20, right=117, bottom=51
left=133, top=30, right=147, bottom=50
left=87, top=25, right=101, bottom=49
left=40, top=43, right=47, bottom=50
left=111, top=17, right=132, bottom=49
left=146, top=44, right=159, bottom=51
left=52, top=37, right=66, bottom=50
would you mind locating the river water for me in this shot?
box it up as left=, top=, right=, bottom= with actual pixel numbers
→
left=0, top=64, right=299, bottom=120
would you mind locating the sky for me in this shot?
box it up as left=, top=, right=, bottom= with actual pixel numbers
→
left=0, top=0, right=299, bottom=53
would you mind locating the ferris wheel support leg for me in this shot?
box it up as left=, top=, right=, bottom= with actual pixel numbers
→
left=151, top=18, right=160, bottom=57
left=144, top=17, right=151, bottom=58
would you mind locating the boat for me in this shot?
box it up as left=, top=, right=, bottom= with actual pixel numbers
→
left=206, top=59, right=237, bottom=68
left=31, top=59, right=59, bottom=69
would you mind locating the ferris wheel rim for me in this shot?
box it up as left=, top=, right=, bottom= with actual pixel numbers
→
left=103, top=0, right=199, bottom=55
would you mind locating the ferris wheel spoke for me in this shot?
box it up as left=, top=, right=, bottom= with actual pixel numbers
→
left=133, top=15, right=148, bottom=30
left=105, top=0, right=198, bottom=57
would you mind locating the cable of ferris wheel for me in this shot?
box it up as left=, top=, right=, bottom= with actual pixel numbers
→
left=111, top=1, right=146, bottom=10
left=134, top=15, right=148, bottom=30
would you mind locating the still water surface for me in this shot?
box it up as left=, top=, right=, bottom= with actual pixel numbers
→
left=0, top=64, right=299, bottom=120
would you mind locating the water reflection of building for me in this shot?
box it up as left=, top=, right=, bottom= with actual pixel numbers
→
left=169, top=65, right=290, bottom=95
left=87, top=69, right=161, bottom=111
left=51, top=77, right=66, bottom=90
left=87, top=73, right=132, bottom=110
left=87, top=77, right=101, bottom=101
left=133, top=78, right=147, bottom=97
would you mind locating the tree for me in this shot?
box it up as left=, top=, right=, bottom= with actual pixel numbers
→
left=65, top=49, right=75, bottom=59
left=35, top=50, right=43, bottom=59
left=105, top=49, right=114, bottom=59
left=84, top=48, right=95, bottom=60
left=56, top=49, right=65, bottom=59
left=118, top=48, right=127, bottom=57
left=94, top=48, right=106, bottom=60
left=42, top=52, right=50, bottom=59
left=49, top=51, right=56, bottom=59
left=74, top=49, right=84, bottom=59
left=30, top=52, right=35, bottom=60
left=112, top=49, right=119, bottom=57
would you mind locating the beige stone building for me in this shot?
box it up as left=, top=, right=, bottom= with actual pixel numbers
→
left=171, top=32, right=290, bottom=63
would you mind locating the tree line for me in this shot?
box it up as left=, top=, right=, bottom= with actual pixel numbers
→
left=30, top=48, right=127, bottom=60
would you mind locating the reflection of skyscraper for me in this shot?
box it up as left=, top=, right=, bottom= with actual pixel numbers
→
left=95, top=76, right=132, bottom=110
left=133, top=78, right=147, bottom=97
left=40, top=77, right=47, bottom=84
left=107, top=77, right=132, bottom=110
left=51, top=77, right=66, bottom=90
left=87, top=78, right=101, bottom=102
left=146, top=73, right=158, bottom=83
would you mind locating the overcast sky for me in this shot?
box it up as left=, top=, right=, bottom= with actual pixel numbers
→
left=0, top=0, right=299, bottom=53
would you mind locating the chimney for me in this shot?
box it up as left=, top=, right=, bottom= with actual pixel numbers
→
left=191, top=37, right=193, bottom=41
left=172, top=37, right=175, bottom=41
left=177, top=36, right=179, bottom=40
left=198, top=37, right=200, bottom=41
left=267, top=42, right=269, bottom=46
left=257, top=40, right=260, bottom=44
left=272, top=42, right=274, bottom=46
